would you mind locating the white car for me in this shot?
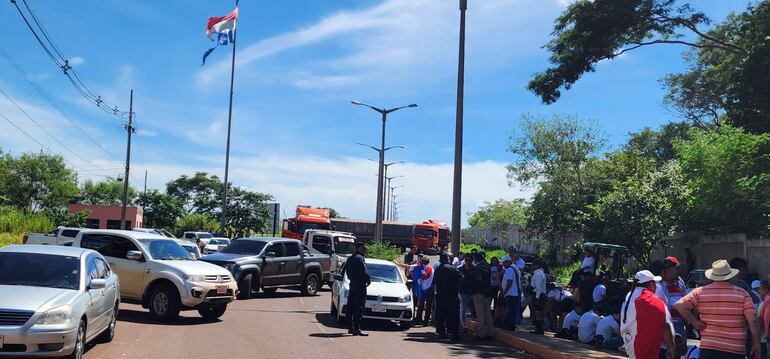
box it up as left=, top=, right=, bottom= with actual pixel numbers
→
left=0, top=245, right=120, bottom=358
left=174, top=240, right=202, bottom=259
left=203, top=238, right=230, bottom=255
left=330, top=258, right=413, bottom=329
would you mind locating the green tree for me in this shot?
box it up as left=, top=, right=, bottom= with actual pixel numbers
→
left=675, top=125, right=770, bottom=235
left=0, top=150, right=78, bottom=212
left=135, top=190, right=184, bottom=230
left=467, top=199, right=528, bottom=238
left=78, top=178, right=135, bottom=205
left=43, top=207, right=90, bottom=228
left=222, top=187, right=273, bottom=237
left=529, top=0, right=747, bottom=105
left=174, top=213, right=219, bottom=236
left=624, top=122, right=692, bottom=164
left=587, top=162, right=690, bottom=266
left=166, top=172, right=222, bottom=214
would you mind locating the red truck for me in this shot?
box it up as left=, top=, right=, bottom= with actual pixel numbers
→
left=281, top=206, right=449, bottom=253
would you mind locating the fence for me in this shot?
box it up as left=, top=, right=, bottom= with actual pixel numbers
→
left=653, top=233, right=770, bottom=277
left=463, top=224, right=580, bottom=264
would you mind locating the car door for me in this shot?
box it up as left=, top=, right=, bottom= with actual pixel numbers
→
left=260, top=242, right=284, bottom=286
left=84, top=255, right=105, bottom=337
left=281, top=241, right=303, bottom=284
left=83, top=234, right=146, bottom=300
left=94, top=256, right=118, bottom=327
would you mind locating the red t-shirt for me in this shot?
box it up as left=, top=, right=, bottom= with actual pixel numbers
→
left=633, top=289, right=669, bottom=359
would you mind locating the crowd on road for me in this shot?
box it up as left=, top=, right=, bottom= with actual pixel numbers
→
left=397, top=244, right=770, bottom=359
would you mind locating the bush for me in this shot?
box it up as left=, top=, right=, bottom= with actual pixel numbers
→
left=174, top=213, right=219, bottom=237
left=550, top=261, right=581, bottom=286
left=0, top=232, right=21, bottom=247
left=0, top=206, right=53, bottom=234
left=365, top=241, right=401, bottom=261
left=460, top=243, right=507, bottom=261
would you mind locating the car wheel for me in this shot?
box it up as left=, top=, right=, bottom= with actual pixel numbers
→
left=149, top=284, right=181, bottom=322
left=330, top=299, right=337, bottom=315
left=238, top=273, right=258, bottom=299
left=301, top=273, right=320, bottom=296
left=69, top=320, right=86, bottom=359
left=399, top=320, right=413, bottom=330
left=97, top=303, right=118, bottom=343
left=261, top=287, right=278, bottom=294
left=198, top=304, right=227, bottom=320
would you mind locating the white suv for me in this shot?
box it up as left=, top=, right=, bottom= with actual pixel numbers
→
left=72, top=230, right=238, bottom=322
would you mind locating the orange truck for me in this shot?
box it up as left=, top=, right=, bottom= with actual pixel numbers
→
left=281, top=206, right=331, bottom=240
left=412, top=220, right=448, bottom=254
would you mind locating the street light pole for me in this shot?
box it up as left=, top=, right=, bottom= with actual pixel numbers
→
left=450, top=0, right=467, bottom=256
left=352, top=101, right=416, bottom=242
left=387, top=183, right=405, bottom=221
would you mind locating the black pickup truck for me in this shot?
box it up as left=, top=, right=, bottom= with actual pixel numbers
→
left=201, top=237, right=331, bottom=299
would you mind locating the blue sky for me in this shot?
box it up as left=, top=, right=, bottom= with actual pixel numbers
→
left=0, top=0, right=750, bottom=225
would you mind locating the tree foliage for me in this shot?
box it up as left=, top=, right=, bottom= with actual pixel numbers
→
left=174, top=213, right=219, bottom=236
left=223, top=187, right=273, bottom=237
left=0, top=150, right=78, bottom=212
left=467, top=199, right=528, bottom=237
left=78, top=178, right=135, bottom=206
left=135, top=190, right=184, bottom=230
left=166, top=172, right=222, bottom=214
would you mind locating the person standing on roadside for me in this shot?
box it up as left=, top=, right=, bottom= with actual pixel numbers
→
left=675, top=260, right=761, bottom=359
left=502, top=246, right=526, bottom=271
left=434, top=253, right=463, bottom=341
left=502, top=257, right=523, bottom=331
left=472, top=252, right=494, bottom=340
left=458, top=257, right=476, bottom=332
left=756, top=280, right=770, bottom=359
left=489, top=257, right=502, bottom=313
left=343, top=242, right=371, bottom=336
left=530, top=259, right=547, bottom=335
left=620, top=270, right=676, bottom=359
left=658, top=256, right=687, bottom=338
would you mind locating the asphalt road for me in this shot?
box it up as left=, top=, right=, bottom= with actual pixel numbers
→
left=84, top=288, right=537, bottom=359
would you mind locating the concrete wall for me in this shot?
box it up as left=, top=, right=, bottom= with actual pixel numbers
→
left=68, top=204, right=143, bottom=229
left=653, top=232, right=770, bottom=277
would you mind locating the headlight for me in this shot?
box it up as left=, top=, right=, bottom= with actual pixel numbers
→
left=398, top=294, right=412, bottom=303
left=224, top=263, right=236, bottom=272
left=36, top=305, right=72, bottom=325
left=185, top=275, right=205, bottom=283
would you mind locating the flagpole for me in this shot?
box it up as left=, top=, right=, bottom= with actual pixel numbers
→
left=221, top=0, right=238, bottom=237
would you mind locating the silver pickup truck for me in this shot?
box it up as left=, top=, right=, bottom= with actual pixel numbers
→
left=23, top=227, right=83, bottom=246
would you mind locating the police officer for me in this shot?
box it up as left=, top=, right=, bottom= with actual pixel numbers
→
left=434, top=253, right=463, bottom=341
left=343, top=242, right=371, bottom=336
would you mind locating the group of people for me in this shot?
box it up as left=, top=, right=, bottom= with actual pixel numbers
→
left=558, top=251, right=770, bottom=359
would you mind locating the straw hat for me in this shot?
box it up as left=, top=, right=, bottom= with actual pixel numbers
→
left=705, top=259, right=739, bottom=281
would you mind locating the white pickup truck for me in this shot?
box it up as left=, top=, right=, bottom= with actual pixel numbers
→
left=302, top=230, right=357, bottom=278
left=23, top=226, right=83, bottom=245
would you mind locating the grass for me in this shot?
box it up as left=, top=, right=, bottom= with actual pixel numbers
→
left=550, top=260, right=581, bottom=285
left=366, top=241, right=401, bottom=261
left=0, top=206, right=53, bottom=234
left=460, top=243, right=507, bottom=260
left=0, top=232, right=22, bottom=248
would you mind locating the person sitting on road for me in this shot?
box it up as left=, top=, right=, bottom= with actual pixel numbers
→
left=546, top=282, right=574, bottom=332
left=556, top=302, right=583, bottom=340
left=594, top=306, right=622, bottom=350
left=577, top=303, right=603, bottom=344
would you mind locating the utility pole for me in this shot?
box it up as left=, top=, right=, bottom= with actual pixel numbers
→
left=120, top=89, right=134, bottom=230
left=450, top=0, right=467, bottom=255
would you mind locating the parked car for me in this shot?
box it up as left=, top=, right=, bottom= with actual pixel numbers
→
left=70, top=230, right=238, bottom=322
left=181, top=232, right=213, bottom=244
left=0, top=245, right=120, bottom=358
left=302, top=230, right=356, bottom=276
left=133, top=228, right=176, bottom=238
left=203, top=238, right=231, bottom=255
left=201, top=237, right=331, bottom=299
left=175, top=239, right=202, bottom=259
left=23, top=227, right=82, bottom=246
left=330, top=258, right=413, bottom=329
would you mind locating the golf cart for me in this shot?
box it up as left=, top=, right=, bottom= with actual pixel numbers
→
left=583, top=242, right=632, bottom=306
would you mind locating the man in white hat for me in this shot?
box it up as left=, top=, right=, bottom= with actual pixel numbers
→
left=620, top=270, right=676, bottom=359
left=675, top=259, right=761, bottom=359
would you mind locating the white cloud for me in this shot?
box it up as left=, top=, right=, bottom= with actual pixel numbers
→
left=186, top=120, right=224, bottom=146
left=135, top=129, right=158, bottom=137
left=291, top=71, right=361, bottom=89
left=68, top=56, right=85, bottom=66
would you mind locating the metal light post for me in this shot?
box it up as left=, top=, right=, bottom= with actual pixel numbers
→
left=369, top=159, right=405, bottom=217
left=450, top=0, right=467, bottom=255
left=352, top=100, right=417, bottom=242
left=388, top=184, right=405, bottom=221
left=385, top=177, right=404, bottom=220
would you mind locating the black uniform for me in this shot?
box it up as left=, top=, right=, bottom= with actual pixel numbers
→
left=434, top=262, right=463, bottom=339
left=343, top=252, right=370, bottom=332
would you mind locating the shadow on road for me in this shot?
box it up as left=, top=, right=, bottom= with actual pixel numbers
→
left=117, top=309, right=220, bottom=326
left=309, top=333, right=348, bottom=339
left=403, top=331, right=532, bottom=358
left=314, top=312, right=407, bottom=333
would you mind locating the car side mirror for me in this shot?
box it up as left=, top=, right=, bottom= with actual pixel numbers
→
left=89, top=278, right=106, bottom=290
left=265, top=251, right=276, bottom=258
left=333, top=274, right=343, bottom=281
left=126, top=250, right=143, bottom=261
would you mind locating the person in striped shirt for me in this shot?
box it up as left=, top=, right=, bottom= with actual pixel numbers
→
left=674, top=259, right=761, bottom=359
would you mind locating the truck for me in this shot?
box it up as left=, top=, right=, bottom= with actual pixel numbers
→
left=281, top=205, right=450, bottom=253
left=201, top=237, right=331, bottom=299
left=23, top=226, right=83, bottom=246
left=302, top=229, right=356, bottom=276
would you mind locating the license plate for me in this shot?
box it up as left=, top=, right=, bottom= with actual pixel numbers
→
left=216, top=285, right=227, bottom=294
left=371, top=304, right=387, bottom=313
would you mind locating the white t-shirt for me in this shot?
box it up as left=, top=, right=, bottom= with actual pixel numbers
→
left=581, top=256, right=595, bottom=272
left=562, top=310, right=581, bottom=329
left=502, top=255, right=526, bottom=271
left=502, top=266, right=522, bottom=297
left=593, top=284, right=607, bottom=303
left=596, top=315, right=619, bottom=339
left=578, top=310, right=602, bottom=343
left=547, top=288, right=572, bottom=301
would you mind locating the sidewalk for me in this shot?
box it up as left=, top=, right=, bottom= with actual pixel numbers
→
left=468, top=320, right=627, bottom=359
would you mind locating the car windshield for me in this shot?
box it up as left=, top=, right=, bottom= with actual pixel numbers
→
left=0, top=252, right=80, bottom=290
left=414, top=228, right=436, bottom=238
left=180, top=245, right=199, bottom=258
left=139, top=239, right=194, bottom=260
left=210, top=239, right=229, bottom=245
left=366, top=263, right=402, bottom=284
left=334, top=237, right=355, bottom=255
left=221, top=240, right=267, bottom=255
left=159, top=229, right=176, bottom=238
left=198, top=233, right=213, bottom=239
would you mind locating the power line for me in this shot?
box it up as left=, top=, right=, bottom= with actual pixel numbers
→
left=0, top=86, right=117, bottom=172
left=0, top=46, right=121, bottom=161
left=11, top=0, right=127, bottom=119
